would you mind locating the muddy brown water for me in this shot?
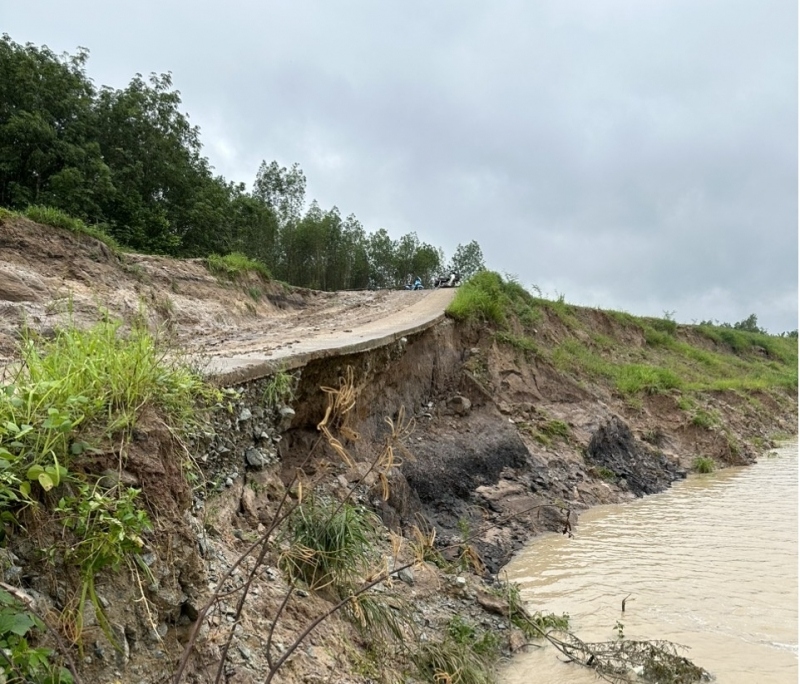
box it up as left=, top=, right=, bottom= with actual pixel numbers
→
left=501, top=441, right=798, bottom=683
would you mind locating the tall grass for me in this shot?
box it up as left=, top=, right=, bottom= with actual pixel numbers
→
left=206, top=252, right=271, bottom=280
left=19, top=317, right=207, bottom=433
left=0, top=318, right=211, bottom=508
left=446, top=271, right=509, bottom=324
left=280, top=497, right=379, bottom=592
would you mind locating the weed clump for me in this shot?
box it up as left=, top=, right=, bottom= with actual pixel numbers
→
left=0, top=316, right=213, bottom=651
left=280, top=496, right=380, bottom=592
left=411, top=615, right=501, bottom=684
left=206, top=252, right=271, bottom=281
left=692, top=456, right=715, bottom=473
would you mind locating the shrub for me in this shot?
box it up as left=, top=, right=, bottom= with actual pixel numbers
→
left=693, top=456, right=715, bottom=473
left=206, top=252, right=271, bottom=280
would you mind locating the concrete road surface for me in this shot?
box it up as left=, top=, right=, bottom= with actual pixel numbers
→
left=204, top=288, right=456, bottom=384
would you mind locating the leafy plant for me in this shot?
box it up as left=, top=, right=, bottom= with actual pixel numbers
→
left=446, top=615, right=502, bottom=657
left=56, top=485, right=151, bottom=646
left=0, top=589, right=73, bottom=683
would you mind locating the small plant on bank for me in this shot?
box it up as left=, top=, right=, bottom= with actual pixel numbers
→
left=592, top=466, right=617, bottom=483
left=279, top=496, right=380, bottom=592
left=692, top=456, right=715, bottom=474
left=691, top=409, right=716, bottom=429
left=446, top=615, right=503, bottom=657
left=495, top=331, right=542, bottom=358
left=55, top=485, right=152, bottom=646
left=411, top=616, right=500, bottom=684
left=540, top=419, right=570, bottom=441
left=263, top=370, right=296, bottom=408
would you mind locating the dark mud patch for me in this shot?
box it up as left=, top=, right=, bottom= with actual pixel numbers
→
left=586, top=415, right=686, bottom=496
left=404, top=410, right=528, bottom=504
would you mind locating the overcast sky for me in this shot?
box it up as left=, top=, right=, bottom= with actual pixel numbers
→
left=5, top=0, right=798, bottom=331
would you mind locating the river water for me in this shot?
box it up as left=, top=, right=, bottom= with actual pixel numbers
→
left=501, top=441, right=798, bottom=683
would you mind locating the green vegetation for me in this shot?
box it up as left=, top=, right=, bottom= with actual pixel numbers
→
left=0, top=35, right=483, bottom=290
left=263, top=370, right=296, bottom=407
left=411, top=616, right=500, bottom=684
left=279, top=496, right=380, bottom=592
left=692, top=456, right=715, bottom=474
left=615, top=365, right=682, bottom=395
left=450, top=272, right=796, bottom=407
left=691, top=409, right=717, bottom=429
left=0, top=589, right=73, bottom=682
left=492, top=579, right=569, bottom=640
left=0, top=317, right=213, bottom=648
left=206, top=252, right=271, bottom=281
left=532, top=419, right=571, bottom=447
left=494, top=331, right=542, bottom=357
left=592, top=466, right=618, bottom=482
left=22, top=206, right=123, bottom=253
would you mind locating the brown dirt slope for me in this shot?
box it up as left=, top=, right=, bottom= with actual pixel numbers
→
left=0, top=216, right=447, bottom=368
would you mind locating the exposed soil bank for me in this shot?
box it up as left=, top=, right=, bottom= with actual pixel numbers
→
left=0, top=219, right=796, bottom=683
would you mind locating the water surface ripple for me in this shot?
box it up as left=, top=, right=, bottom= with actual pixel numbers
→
left=501, top=441, right=798, bottom=683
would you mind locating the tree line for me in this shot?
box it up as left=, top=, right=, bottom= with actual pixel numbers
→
left=0, top=35, right=484, bottom=289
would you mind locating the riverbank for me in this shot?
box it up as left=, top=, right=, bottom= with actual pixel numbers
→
left=0, top=220, right=796, bottom=683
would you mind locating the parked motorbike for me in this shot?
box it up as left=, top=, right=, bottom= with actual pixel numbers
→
left=404, top=276, right=424, bottom=290
left=433, top=271, right=461, bottom=288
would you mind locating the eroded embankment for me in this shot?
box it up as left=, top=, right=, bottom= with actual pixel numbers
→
left=0, top=229, right=796, bottom=684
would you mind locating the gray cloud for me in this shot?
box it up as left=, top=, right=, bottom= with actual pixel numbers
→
left=6, top=0, right=797, bottom=331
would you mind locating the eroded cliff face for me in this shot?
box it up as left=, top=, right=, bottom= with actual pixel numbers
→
left=2, top=307, right=795, bottom=684
left=271, top=313, right=796, bottom=574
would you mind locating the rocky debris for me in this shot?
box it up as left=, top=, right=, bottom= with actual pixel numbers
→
left=278, top=406, right=296, bottom=432
left=476, top=591, right=509, bottom=616
left=586, top=416, right=686, bottom=496
left=446, top=395, right=472, bottom=415
left=0, top=266, right=39, bottom=302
